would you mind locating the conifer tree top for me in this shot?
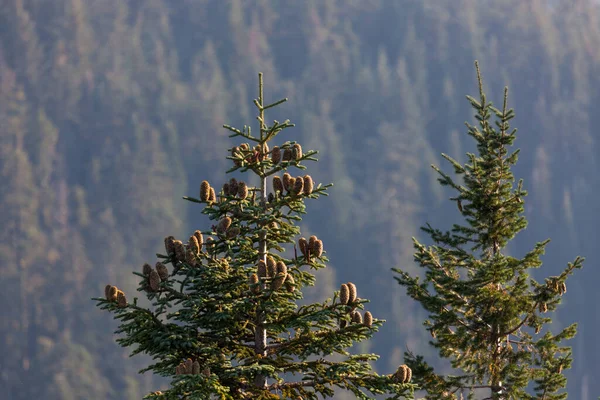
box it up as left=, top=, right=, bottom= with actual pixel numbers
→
left=96, top=73, right=416, bottom=399
left=394, top=62, right=583, bottom=400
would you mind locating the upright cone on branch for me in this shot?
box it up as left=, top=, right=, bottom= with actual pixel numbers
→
left=200, top=181, right=211, bottom=202
left=149, top=270, right=161, bottom=292
left=298, top=237, right=309, bottom=257
left=193, top=230, right=204, bottom=248
left=282, top=148, right=292, bottom=161
left=340, top=284, right=350, bottom=305
left=237, top=181, right=248, bottom=199
left=292, top=143, right=302, bottom=160
left=347, top=282, right=357, bottom=304
left=156, top=262, right=169, bottom=281
left=273, top=176, right=283, bottom=194
left=164, top=236, right=175, bottom=255
left=303, top=175, right=314, bottom=195
left=271, top=146, right=281, bottom=164
left=282, top=173, right=292, bottom=191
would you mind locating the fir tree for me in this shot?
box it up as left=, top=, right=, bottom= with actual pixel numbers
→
left=95, top=74, right=416, bottom=400
left=393, top=62, right=584, bottom=400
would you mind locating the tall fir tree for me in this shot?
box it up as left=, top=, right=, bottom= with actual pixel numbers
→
left=393, top=62, right=584, bottom=400
left=95, top=74, right=416, bottom=400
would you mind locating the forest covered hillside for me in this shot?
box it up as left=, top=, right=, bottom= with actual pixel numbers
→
left=1, top=0, right=598, bottom=398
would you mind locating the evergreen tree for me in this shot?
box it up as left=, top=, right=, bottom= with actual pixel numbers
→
left=393, top=62, right=584, bottom=400
left=95, top=74, right=416, bottom=400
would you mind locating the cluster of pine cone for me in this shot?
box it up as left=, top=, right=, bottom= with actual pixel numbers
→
left=175, top=358, right=210, bottom=377
left=199, top=180, right=217, bottom=203
left=230, top=141, right=304, bottom=167
left=272, top=173, right=314, bottom=197
left=104, top=285, right=127, bottom=308
left=297, top=236, right=323, bottom=261
left=142, top=262, right=169, bottom=292
left=222, top=177, right=249, bottom=200
left=249, top=256, right=296, bottom=294
left=338, top=282, right=373, bottom=329
left=392, top=364, right=412, bottom=384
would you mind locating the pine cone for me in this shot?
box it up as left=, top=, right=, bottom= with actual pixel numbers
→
left=347, top=282, right=357, bottom=303
left=293, top=176, right=304, bottom=195
left=149, top=269, right=161, bottom=292
left=174, top=240, right=186, bottom=262
left=193, top=230, right=204, bottom=248
left=104, top=284, right=112, bottom=300
left=209, top=187, right=216, bottom=203
left=229, top=178, right=239, bottom=195
left=222, top=182, right=230, bottom=196
left=267, top=260, right=277, bottom=278
left=249, top=273, right=260, bottom=294
left=271, top=146, right=281, bottom=164
left=164, top=236, right=175, bottom=255
left=156, top=262, right=169, bottom=280
left=108, top=286, right=118, bottom=302
left=282, top=148, right=292, bottom=161
left=292, top=143, right=303, bottom=160
left=142, top=263, right=152, bottom=276
left=393, top=364, right=412, bottom=384
left=117, top=290, right=127, bottom=308
left=276, top=261, right=287, bottom=276
left=200, top=181, right=211, bottom=202
left=273, top=176, right=284, bottom=194
left=364, top=311, right=373, bottom=328
left=282, top=173, right=292, bottom=191
left=311, top=239, right=323, bottom=258
left=237, top=181, right=248, bottom=199
left=192, top=360, right=200, bottom=375
left=303, top=175, right=314, bottom=195
left=257, top=260, right=267, bottom=278
left=298, top=237, right=309, bottom=257
left=285, top=274, right=296, bottom=292
left=217, top=217, right=232, bottom=234
left=271, top=272, right=287, bottom=291
left=351, top=310, right=363, bottom=324
left=340, top=284, right=350, bottom=305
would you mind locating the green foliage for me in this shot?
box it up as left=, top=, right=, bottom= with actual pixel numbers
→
left=95, top=74, right=416, bottom=399
left=393, top=63, right=584, bottom=400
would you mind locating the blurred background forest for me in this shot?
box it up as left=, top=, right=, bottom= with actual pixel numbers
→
left=1, top=0, right=598, bottom=398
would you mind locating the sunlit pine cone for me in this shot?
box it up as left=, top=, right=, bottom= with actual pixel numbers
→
left=185, top=358, right=193, bottom=374
left=193, top=230, right=204, bottom=249
left=311, top=239, right=323, bottom=258
left=347, top=282, right=357, bottom=303
left=271, top=146, right=281, bottom=164
left=276, top=261, right=287, bottom=276
left=339, top=284, right=350, bottom=305
left=293, top=176, right=304, bottom=195
left=282, top=173, right=292, bottom=192
left=273, top=176, right=283, bottom=194
left=249, top=273, right=260, bottom=294
left=175, top=240, right=185, bottom=262
left=257, top=260, right=267, bottom=278
left=303, top=175, right=314, bottom=195
left=117, top=290, right=127, bottom=308
left=104, top=284, right=112, bottom=300
left=285, top=274, right=296, bottom=292
left=271, top=271, right=287, bottom=291
left=223, top=183, right=230, bottom=196
left=202, top=367, right=211, bottom=377
left=298, top=237, right=309, bottom=258
left=237, top=181, right=248, bottom=199
left=393, top=364, right=412, bottom=384
left=292, top=143, right=302, bottom=160
left=149, top=269, right=161, bottom=292
left=229, top=178, right=239, bottom=195
left=364, top=311, right=373, bottom=328
left=308, top=236, right=317, bottom=253
left=209, top=187, right=216, bottom=203
left=266, top=257, right=276, bottom=274
left=185, top=247, right=198, bottom=267
left=188, top=236, right=200, bottom=256
left=156, top=262, right=169, bottom=281
left=267, top=259, right=277, bottom=278
left=282, top=148, right=292, bottom=161
left=288, top=177, right=296, bottom=193
left=200, top=181, right=211, bottom=202
left=351, top=311, right=363, bottom=324
left=164, top=236, right=175, bottom=255
left=108, top=285, right=118, bottom=302
left=217, top=217, right=232, bottom=234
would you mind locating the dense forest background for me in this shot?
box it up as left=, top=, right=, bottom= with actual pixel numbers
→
left=1, top=0, right=598, bottom=398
